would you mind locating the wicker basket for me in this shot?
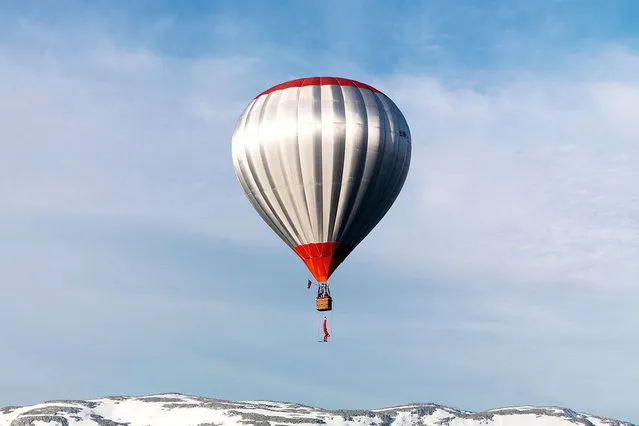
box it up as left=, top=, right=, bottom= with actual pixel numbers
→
left=316, top=297, right=332, bottom=311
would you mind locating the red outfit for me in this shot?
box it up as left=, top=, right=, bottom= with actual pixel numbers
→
left=323, top=317, right=330, bottom=342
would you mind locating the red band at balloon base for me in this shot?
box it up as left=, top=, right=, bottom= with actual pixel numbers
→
left=292, top=242, right=353, bottom=283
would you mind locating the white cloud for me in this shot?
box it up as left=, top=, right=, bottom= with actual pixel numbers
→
left=358, top=50, right=639, bottom=293
left=0, top=37, right=278, bottom=247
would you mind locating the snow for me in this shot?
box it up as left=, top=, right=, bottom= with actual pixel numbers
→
left=0, top=393, right=634, bottom=426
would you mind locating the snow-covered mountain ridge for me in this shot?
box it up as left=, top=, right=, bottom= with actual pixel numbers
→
left=0, top=393, right=634, bottom=426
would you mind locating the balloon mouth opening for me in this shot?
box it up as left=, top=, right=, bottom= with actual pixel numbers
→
left=293, top=242, right=353, bottom=282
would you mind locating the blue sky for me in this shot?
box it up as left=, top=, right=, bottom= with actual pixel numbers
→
left=1, top=0, right=639, bottom=423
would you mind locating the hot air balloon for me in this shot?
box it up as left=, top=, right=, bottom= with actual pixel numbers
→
left=231, top=77, right=411, bottom=313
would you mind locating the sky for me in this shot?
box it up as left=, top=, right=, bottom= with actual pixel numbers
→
left=1, top=0, right=639, bottom=422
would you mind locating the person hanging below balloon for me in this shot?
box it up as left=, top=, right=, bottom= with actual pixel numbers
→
left=322, top=316, right=330, bottom=342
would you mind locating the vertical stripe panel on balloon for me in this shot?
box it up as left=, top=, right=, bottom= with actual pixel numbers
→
left=331, top=85, right=369, bottom=243
left=271, top=88, right=305, bottom=246
left=365, top=95, right=411, bottom=232
left=289, top=86, right=314, bottom=245
left=341, top=92, right=393, bottom=247
left=362, top=98, right=411, bottom=246
left=231, top=98, right=256, bottom=199
left=296, top=84, right=322, bottom=243
left=337, top=89, right=383, bottom=245
left=321, top=84, right=346, bottom=243
left=277, top=87, right=311, bottom=245
left=350, top=93, right=401, bottom=245
left=233, top=99, right=280, bottom=240
left=234, top=97, right=296, bottom=247
left=244, top=94, right=297, bottom=247
left=233, top=97, right=263, bottom=199
left=257, top=90, right=302, bottom=246
left=311, top=84, right=325, bottom=242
